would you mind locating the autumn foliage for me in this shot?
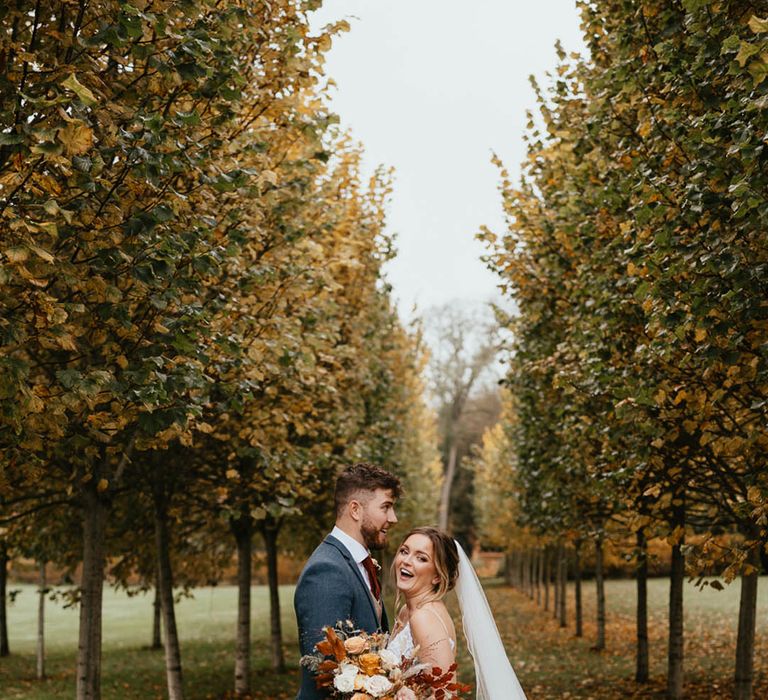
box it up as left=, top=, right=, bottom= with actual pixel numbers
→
left=0, top=2, right=440, bottom=699
left=478, top=2, right=768, bottom=699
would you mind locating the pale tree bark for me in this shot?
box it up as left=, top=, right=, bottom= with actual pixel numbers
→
left=262, top=516, right=285, bottom=673
left=0, top=541, right=9, bottom=657
left=427, top=304, right=500, bottom=532
left=636, top=529, right=649, bottom=683
left=574, top=539, right=583, bottom=638
left=232, top=514, right=253, bottom=696
left=37, top=561, right=46, bottom=680
left=734, top=543, right=761, bottom=700
left=667, top=500, right=685, bottom=700
left=76, top=484, right=107, bottom=700
left=438, top=444, right=458, bottom=531
left=154, top=495, right=184, bottom=700
left=594, top=535, right=606, bottom=651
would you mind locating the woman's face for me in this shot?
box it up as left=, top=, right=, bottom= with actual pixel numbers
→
left=394, top=533, right=440, bottom=596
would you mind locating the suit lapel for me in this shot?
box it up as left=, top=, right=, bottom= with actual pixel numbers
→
left=324, top=535, right=382, bottom=627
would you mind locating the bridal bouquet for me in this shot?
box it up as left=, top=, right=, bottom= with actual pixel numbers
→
left=300, top=621, right=470, bottom=699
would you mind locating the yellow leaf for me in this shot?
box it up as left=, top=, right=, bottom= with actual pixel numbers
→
left=58, top=121, right=94, bottom=155
left=97, top=478, right=109, bottom=492
left=627, top=261, right=638, bottom=276
left=29, top=244, right=55, bottom=263
left=259, top=170, right=278, bottom=186
left=694, top=328, right=707, bottom=342
left=225, top=468, right=239, bottom=480
left=56, top=333, right=78, bottom=351
left=749, top=15, right=768, bottom=34
left=5, top=246, right=28, bottom=263
left=115, top=355, right=129, bottom=369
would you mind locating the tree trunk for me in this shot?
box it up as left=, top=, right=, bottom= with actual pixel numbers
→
left=504, top=551, right=513, bottom=586
left=558, top=541, right=567, bottom=628
left=667, top=502, right=685, bottom=700
left=529, top=549, right=535, bottom=599
left=151, top=582, right=162, bottom=650
left=154, top=497, right=184, bottom=700
left=37, top=561, right=46, bottom=680
left=553, top=545, right=560, bottom=619
left=536, top=548, right=542, bottom=606
left=76, top=484, right=108, bottom=700
left=544, top=547, right=550, bottom=612
left=574, top=539, right=583, bottom=638
left=262, top=518, right=285, bottom=673
left=438, top=443, right=458, bottom=531
left=734, top=543, right=761, bottom=700
left=232, top=515, right=253, bottom=696
left=521, top=550, right=527, bottom=594
left=594, top=535, right=606, bottom=650
left=636, top=529, right=649, bottom=683
left=0, top=542, right=9, bottom=657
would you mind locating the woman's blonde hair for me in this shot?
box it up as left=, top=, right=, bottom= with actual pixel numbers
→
left=391, top=527, right=460, bottom=608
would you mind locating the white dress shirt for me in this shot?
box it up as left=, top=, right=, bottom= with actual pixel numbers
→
left=330, top=525, right=372, bottom=591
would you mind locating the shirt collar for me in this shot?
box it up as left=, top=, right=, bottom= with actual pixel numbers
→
left=331, top=525, right=369, bottom=564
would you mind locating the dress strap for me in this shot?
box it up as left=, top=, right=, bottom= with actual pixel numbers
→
left=422, top=606, right=455, bottom=645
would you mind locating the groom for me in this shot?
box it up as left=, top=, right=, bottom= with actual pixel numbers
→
left=295, top=462, right=401, bottom=699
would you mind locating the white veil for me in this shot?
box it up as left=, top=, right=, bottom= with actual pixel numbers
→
left=454, top=541, right=527, bottom=700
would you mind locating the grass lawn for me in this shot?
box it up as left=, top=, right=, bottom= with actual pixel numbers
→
left=0, top=576, right=765, bottom=698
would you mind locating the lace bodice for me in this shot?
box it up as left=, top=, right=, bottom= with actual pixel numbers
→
left=387, top=621, right=455, bottom=661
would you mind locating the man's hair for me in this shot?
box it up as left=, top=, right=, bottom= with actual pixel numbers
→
left=334, top=462, right=402, bottom=517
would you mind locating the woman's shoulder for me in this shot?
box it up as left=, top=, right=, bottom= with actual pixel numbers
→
left=410, top=601, right=453, bottom=635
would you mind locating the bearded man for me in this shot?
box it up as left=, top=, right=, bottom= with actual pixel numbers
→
left=294, top=462, right=401, bottom=699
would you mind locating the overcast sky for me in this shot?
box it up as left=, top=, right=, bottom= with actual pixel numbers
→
left=310, top=1, right=586, bottom=318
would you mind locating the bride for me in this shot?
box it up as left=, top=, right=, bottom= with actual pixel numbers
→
left=387, top=527, right=526, bottom=700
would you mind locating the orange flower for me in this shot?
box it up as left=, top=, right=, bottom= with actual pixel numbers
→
left=351, top=694, right=373, bottom=700
left=358, top=652, right=382, bottom=676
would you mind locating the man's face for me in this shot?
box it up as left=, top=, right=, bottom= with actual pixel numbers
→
left=359, top=488, right=398, bottom=551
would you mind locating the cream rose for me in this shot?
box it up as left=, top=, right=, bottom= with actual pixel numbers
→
left=364, top=674, right=394, bottom=698
left=333, top=673, right=356, bottom=693
left=377, top=647, right=399, bottom=670
left=334, top=663, right=358, bottom=693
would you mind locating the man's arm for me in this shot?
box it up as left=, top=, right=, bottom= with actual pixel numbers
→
left=295, top=558, right=354, bottom=655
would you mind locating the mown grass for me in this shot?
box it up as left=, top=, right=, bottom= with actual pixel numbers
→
left=0, top=576, right=765, bottom=698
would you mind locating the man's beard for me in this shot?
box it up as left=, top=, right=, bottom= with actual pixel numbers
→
left=360, top=516, right=386, bottom=551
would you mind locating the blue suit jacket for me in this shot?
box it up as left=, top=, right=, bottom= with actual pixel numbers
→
left=294, top=534, right=389, bottom=699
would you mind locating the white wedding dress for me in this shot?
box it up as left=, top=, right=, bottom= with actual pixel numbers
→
left=387, top=543, right=526, bottom=700
left=387, top=619, right=455, bottom=661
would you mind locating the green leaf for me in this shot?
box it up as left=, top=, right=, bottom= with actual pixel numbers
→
left=61, top=74, right=98, bottom=106
left=0, top=132, right=23, bottom=145
left=736, top=41, right=760, bottom=67
left=56, top=368, right=82, bottom=389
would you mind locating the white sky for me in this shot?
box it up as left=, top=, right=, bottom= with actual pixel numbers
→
left=310, top=1, right=586, bottom=318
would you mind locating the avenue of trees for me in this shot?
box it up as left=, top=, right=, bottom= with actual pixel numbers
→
left=476, top=2, right=768, bottom=700
left=0, top=2, right=441, bottom=699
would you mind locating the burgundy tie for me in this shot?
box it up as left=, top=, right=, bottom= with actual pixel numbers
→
left=362, top=556, right=381, bottom=600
